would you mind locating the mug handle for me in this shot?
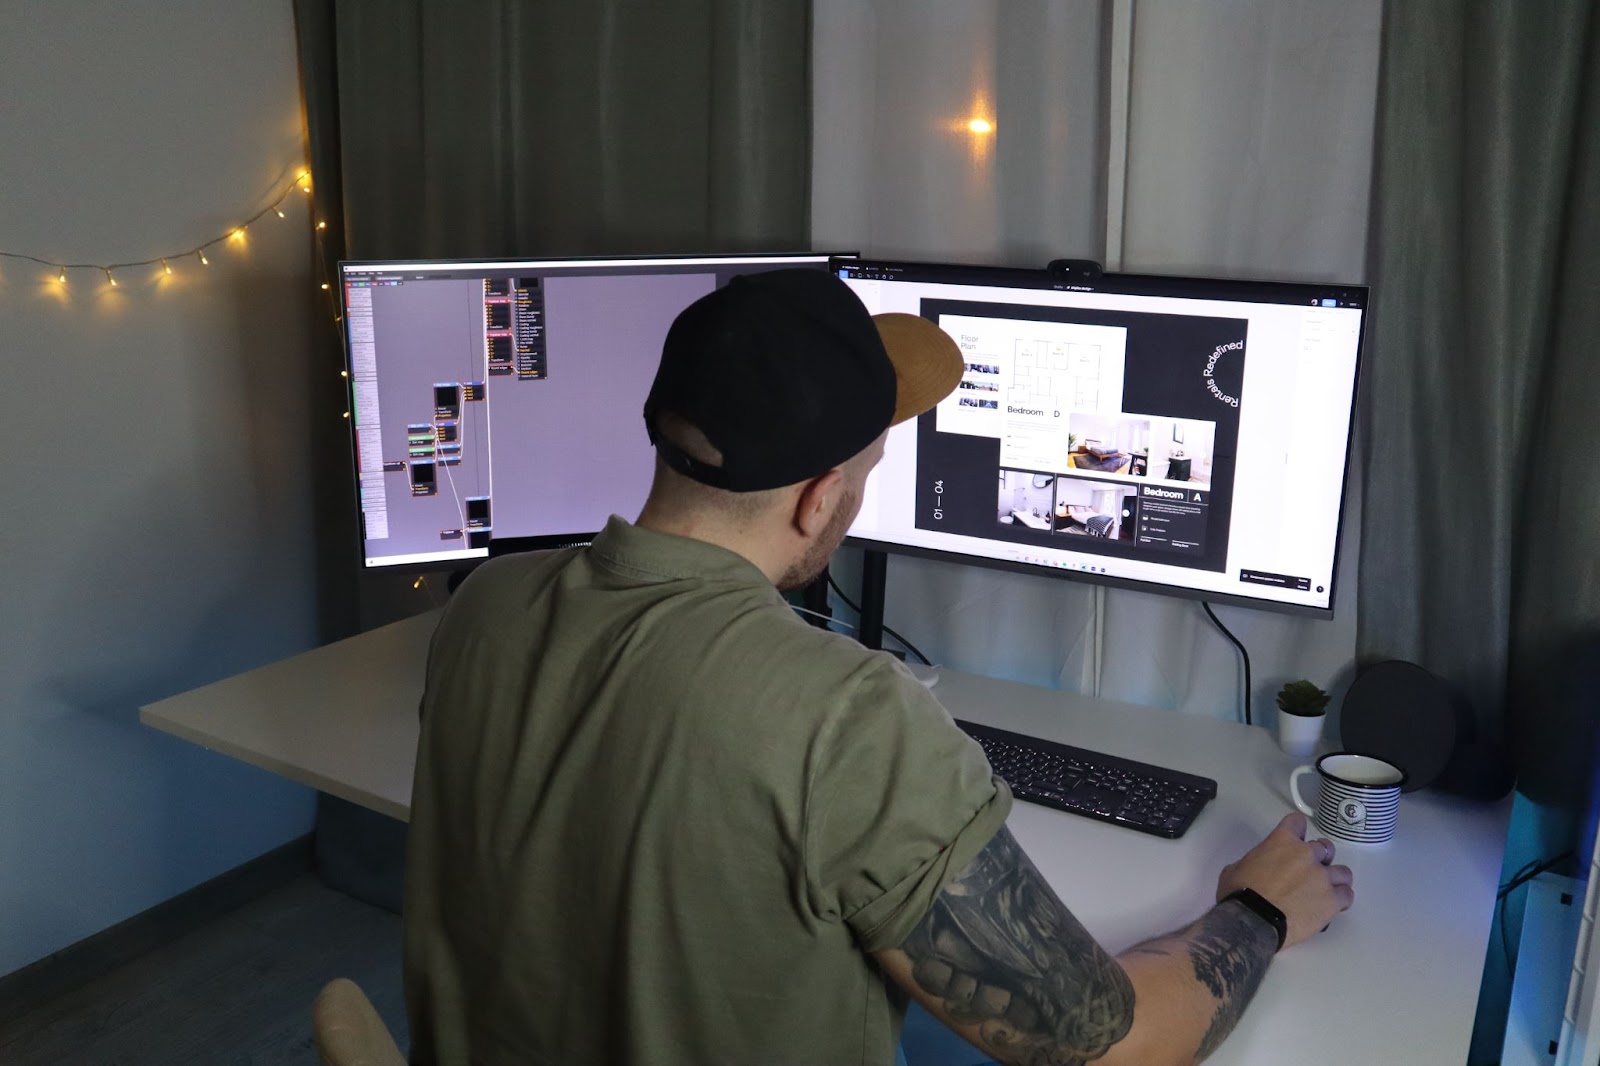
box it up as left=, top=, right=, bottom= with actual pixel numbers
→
left=1289, top=764, right=1317, bottom=818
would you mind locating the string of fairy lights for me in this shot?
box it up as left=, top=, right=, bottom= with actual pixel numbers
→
left=3, top=164, right=352, bottom=422
left=0, top=169, right=335, bottom=304
left=0, top=167, right=463, bottom=593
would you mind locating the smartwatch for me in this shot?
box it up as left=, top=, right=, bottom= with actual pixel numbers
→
left=1222, top=888, right=1287, bottom=952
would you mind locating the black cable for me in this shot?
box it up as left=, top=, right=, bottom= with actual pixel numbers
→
left=1499, top=894, right=1514, bottom=977
left=1499, top=856, right=1545, bottom=975
left=884, top=625, right=933, bottom=666
left=827, top=572, right=932, bottom=665
left=1500, top=855, right=1545, bottom=894
left=1496, top=850, right=1578, bottom=976
left=827, top=572, right=863, bottom=615
left=1498, top=855, right=1544, bottom=975
left=1201, top=602, right=1252, bottom=726
left=1497, top=850, right=1576, bottom=900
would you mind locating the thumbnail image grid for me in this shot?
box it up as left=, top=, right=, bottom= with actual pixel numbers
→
left=996, top=469, right=1141, bottom=542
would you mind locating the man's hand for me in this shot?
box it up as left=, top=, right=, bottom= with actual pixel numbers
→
left=1216, top=811, right=1355, bottom=949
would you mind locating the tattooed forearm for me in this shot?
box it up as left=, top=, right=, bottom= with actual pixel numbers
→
left=1121, top=898, right=1277, bottom=1060
left=893, top=827, right=1135, bottom=1066
left=1188, top=900, right=1276, bottom=1059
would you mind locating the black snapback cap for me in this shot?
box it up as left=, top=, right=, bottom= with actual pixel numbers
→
left=643, top=269, right=961, bottom=492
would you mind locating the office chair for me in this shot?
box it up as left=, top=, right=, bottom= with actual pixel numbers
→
left=313, top=978, right=406, bottom=1066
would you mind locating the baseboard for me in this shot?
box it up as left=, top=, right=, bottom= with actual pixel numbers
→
left=0, top=834, right=315, bottom=1025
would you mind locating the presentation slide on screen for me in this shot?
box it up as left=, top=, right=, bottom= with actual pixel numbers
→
left=844, top=275, right=1363, bottom=610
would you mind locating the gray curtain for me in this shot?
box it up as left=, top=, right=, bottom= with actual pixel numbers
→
left=293, top=0, right=813, bottom=632
left=297, top=0, right=811, bottom=261
left=813, top=1, right=1382, bottom=717
left=289, top=0, right=812, bottom=915
left=1359, top=0, right=1600, bottom=808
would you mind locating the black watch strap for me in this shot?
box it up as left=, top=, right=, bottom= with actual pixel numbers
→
left=1223, top=888, right=1287, bottom=952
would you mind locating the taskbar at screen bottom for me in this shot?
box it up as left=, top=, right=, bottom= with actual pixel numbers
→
left=365, top=546, right=489, bottom=568
left=841, top=535, right=1334, bottom=617
left=364, top=532, right=603, bottom=569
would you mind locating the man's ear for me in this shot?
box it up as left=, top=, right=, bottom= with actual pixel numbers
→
left=792, top=468, right=845, bottom=538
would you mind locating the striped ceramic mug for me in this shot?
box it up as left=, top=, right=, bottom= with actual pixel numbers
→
left=1290, top=752, right=1406, bottom=844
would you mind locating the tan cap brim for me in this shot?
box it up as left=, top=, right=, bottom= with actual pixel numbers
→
left=875, top=313, right=964, bottom=426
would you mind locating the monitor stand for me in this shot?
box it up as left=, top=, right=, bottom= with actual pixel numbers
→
left=798, top=567, right=832, bottom=629
left=857, top=549, right=888, bottom=651
left=855, top=549, right=939, bottom=685
left=800, top=550, right=888, bottom=648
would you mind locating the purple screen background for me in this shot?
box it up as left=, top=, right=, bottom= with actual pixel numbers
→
left=488, top=272, right=715, bottom=538
left=361, top=271, right=716, bottom=561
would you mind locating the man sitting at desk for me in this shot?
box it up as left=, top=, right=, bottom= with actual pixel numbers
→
left=404, top=271, right=1354, bottom=1066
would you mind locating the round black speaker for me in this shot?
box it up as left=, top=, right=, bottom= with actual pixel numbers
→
left=1340, top=660, right=1460, bottom=793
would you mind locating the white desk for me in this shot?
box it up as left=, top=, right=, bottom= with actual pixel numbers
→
left=142, top=611, right=1509, bottom=1066
left=141, top=610, right=434, bottom=822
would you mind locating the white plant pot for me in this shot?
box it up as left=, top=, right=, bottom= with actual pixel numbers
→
left=1277, top=712, right=1324, bottom=760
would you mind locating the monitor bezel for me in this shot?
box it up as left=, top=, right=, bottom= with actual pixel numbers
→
left=337, top=251, right=851, bottom=572
left=834, top=256, right=1369, bottom=620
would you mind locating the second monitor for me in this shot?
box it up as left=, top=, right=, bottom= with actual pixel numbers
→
left=340, top=253, right=842, bottom=569
left=839, top=258, right=1367, bottom=616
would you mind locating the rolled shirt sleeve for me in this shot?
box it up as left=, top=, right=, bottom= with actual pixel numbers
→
left=805, top=660, right=1014, bottom=953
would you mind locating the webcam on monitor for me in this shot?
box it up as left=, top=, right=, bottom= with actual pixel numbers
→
left=1046, top=258, right=1104, bottom=283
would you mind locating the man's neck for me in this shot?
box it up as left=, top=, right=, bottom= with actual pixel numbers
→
left=634, top=506, right=786, bottom=586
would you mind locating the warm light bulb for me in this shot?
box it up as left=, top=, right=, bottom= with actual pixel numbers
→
left=413, top=576, right=424, bottom=590
left=342, top=410, right=350, bottom=418
left=198, top=250, right=210, bottom=265
left=162, top=258, right=173, bottom=275
left=967, top=118, right=993, bottom=134
left=106, top=269, right=117, bottom=287
left=316, top=220, right=327, bottom=230
left=275, top=206, right=286, bottom=219
left=231, top=228, right=246, bottom=241
left=320, top=282, right=330, bottom=291
left=340, top=370, right=349, bottom=378
left=57, top=267, right=67, bottom=284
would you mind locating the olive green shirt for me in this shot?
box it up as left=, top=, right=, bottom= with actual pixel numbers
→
left=404, top=517, right=1011, bottom=1066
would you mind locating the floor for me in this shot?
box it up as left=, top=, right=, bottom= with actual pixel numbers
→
left=0, top=875, right=408, bottom=1066
left=0, top=872, right=993, bottom=1066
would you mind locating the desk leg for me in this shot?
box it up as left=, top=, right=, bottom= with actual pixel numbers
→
left=315, top=793, right=406, bottom=914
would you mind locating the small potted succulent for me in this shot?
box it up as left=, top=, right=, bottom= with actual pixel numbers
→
left=1275, top=679, right=1329, bottom=759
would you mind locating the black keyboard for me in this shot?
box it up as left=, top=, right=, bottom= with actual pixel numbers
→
left=956, top=720, right=1217, bottom=839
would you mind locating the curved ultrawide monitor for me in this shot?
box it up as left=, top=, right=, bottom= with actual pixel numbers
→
left=839, top=258, right=1367, bottom=616
left=339, top=253, right=844, bottom=569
